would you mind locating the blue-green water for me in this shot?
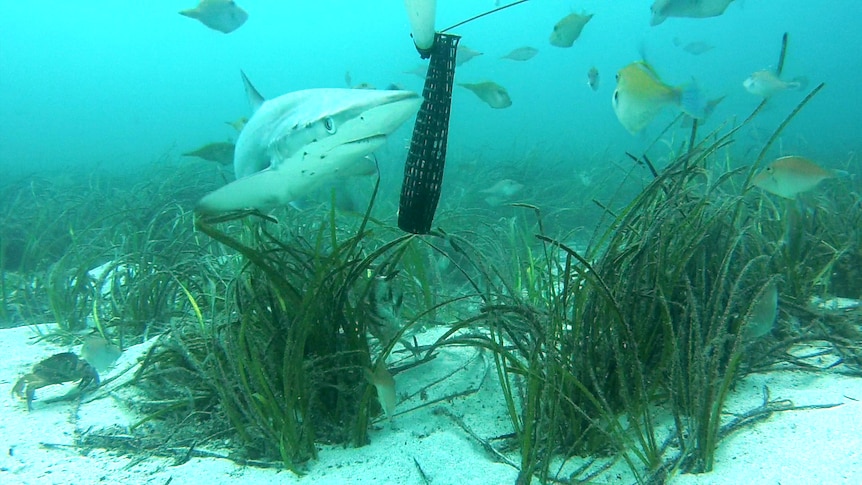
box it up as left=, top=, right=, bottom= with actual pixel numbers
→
left=1, top=1, right=859, bottom=182
left=1, top=3, right=861, bottom=483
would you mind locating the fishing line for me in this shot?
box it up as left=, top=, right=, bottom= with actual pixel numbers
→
left=441, top=0, right=530, bottom=33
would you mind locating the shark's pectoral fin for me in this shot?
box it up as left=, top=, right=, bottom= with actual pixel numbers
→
left=344, top=155, right=379, bottom=178
left=196, top=166, right=317, bottom=215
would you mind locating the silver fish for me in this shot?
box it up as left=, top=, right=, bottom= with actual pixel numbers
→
left=458, top=81, right=512, bottom=109
left=404, top=64, right=428, bottom=78
left=456, top=45, right=484, bottom=66
left=80, top=335, right=122, bottom=372
left=751, top=156, right=834, bottom=199
left=587, top=66, right=600, bottom=91
left=480, top=179, right=524, bottom=205
left=744, top=281, right=778, bottom=340
left=672, top=38, right=715, bottom=55
left=743, top=70, right=806, bottom=98
left=650, top=0, right=734, bottom=26
left=501, top=47, right=539, bottom=61
left=183, top=141, right=236, bottom=165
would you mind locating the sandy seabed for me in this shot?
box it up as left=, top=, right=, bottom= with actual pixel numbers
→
left=0, top=324, right=859, bottom=485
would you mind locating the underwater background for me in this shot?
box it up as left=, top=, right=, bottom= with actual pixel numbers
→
left=1, top=2, right=862, bottom=484
left=1, top=1, right=859, bottom=182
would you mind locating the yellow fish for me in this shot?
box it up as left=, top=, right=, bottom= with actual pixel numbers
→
left=752, top=156, right=835, bottom=199
left=179, top=0, right=248, bottom=34
left=612, top=61, right=704, bottom=134
left=458, top=81, right=512, bottom=109
left=549, top=13, right=592, bottom=48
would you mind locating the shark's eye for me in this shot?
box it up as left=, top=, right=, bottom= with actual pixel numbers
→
left=323, top=116, right=336, bottom=134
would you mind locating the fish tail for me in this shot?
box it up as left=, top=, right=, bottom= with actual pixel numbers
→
left=790, top=76, right=809, bottom=91
left=703, top=95, right=726, bottom=119
left=678, top=82, right=707, bottom=120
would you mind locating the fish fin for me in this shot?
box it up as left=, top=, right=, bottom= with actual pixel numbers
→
left=240, top=70, right=265, bottom=112
left=288, top=199, right=315, bottom=211
left=197, top=166, right=313, bottom=214
left=679, top=81, right=707, bottom=120
left=789, top=76, right=809, bottom=91
left=178, top=8, right=200, bottom=19
left=637, top=43, right=651, bottom=66
left=704, top=95, right=726, bottom=119
left=649, top=9, right=667, bottom=27
left=344, top=155, right=378, bottom=177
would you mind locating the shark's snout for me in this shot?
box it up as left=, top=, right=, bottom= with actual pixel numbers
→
left=361, top=91, right=422, bottom=137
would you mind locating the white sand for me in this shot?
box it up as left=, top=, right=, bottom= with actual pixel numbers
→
left=674, top=371, right=861, bottom=485
left=1, top=324, right=859, bottom=485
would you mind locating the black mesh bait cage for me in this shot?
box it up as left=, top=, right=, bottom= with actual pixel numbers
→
left=397, top=32, right=460, bottom=235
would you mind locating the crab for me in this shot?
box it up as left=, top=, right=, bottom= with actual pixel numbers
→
left=11, top=352, right=100, bottom=411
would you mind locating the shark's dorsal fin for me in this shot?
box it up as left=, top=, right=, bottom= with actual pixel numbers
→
left=240, top=70, right=265, bottom=112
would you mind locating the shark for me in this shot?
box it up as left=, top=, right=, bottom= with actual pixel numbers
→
left=196, top=72, right=422, bottom=215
